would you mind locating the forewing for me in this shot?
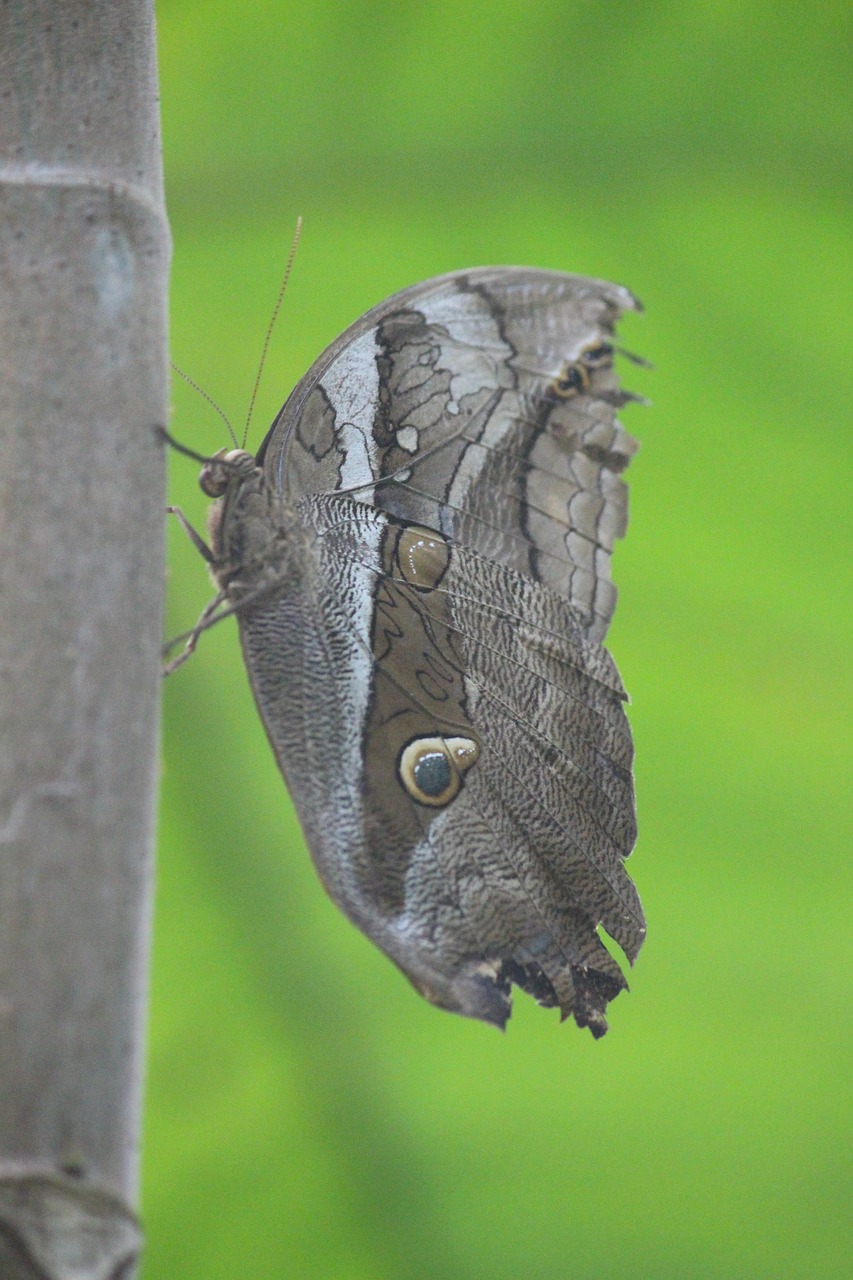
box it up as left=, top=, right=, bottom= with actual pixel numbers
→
left=259, top=268, right=641, bottom=641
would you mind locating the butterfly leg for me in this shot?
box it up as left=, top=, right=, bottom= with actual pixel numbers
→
left=162, top=590, right=228, bottom=675
left=162, top=576, right=281, bottom=676
left=166, top=505, right=214, bottom=563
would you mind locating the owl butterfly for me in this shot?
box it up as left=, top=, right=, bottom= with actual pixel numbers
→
left=179, top=267, right=646, bottom=1037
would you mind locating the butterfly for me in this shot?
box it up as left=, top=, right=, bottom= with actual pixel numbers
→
left=172, top=267, right=646, bottom=1036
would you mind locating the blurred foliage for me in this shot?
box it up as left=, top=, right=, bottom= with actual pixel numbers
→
left=148, top=2, right=851, bottom=1277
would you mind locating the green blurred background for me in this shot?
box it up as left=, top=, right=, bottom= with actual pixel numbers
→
left=150, top=3, right=851, bottom=1277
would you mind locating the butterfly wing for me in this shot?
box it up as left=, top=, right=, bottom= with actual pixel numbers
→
left=244, top=268, right=644, bottom=1033
left=259, top=266, right=641, bottom=641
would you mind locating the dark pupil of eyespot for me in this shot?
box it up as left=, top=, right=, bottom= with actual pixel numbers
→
left=413, top=751, right=451, bottom=796
left=558, top=367, right=582, bottom=391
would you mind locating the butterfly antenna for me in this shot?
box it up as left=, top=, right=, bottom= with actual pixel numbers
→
left=242, top=215, right=303, bottom=450
left=171, top=361, right=239, bottom=448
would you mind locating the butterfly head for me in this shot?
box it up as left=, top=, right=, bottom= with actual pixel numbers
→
left=198, top=448, right=257, bottom=498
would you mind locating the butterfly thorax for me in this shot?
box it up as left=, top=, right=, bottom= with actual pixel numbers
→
left=201, top=449, right=304, bottom=604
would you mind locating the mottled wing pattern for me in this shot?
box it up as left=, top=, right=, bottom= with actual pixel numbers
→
left=260, top=268, right=640, bottom=641
left=247, top=268, right=644, bottom=1033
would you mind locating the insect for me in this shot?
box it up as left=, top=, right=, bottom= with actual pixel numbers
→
left=168, top=265, right=646, bottom=1036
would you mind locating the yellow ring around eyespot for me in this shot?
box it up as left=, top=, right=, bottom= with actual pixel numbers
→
left=398, top=735, right=480, bottom=808
left=550, top=360, right=590, bottom=399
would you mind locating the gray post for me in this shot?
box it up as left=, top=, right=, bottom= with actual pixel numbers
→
left=0, top=3, right=170, bottom=1276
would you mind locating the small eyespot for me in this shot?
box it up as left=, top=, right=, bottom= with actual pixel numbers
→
left=549, top=342, right=615, bottom=401
left=550, top=362, right=589, bottom=399
left=398, top=735, right=480, bottom=807
left=579, top=341, right=614, bottom=370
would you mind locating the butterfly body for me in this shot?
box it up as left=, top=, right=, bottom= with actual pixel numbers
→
left=199, top=267, right=645, bottom=1035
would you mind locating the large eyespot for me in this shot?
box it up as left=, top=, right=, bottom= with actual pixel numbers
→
left=395, top=526, right=450, bottom=591
left=398, top=735, right=480, bottom=807
left=199, top=448, right=256, bottom=497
